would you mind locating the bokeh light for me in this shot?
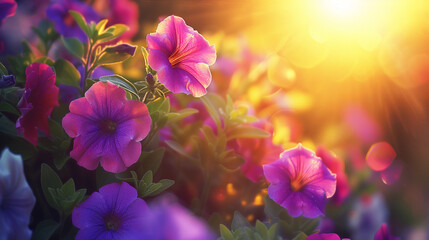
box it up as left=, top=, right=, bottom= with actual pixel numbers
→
left=366, top=142, right=397, bottom=171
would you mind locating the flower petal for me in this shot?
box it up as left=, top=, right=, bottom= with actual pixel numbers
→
left=84, top=81, right=126, bottom=120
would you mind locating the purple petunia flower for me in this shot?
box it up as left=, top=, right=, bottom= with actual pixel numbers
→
left=142, top=195, right=216, bottom=240
left=62, top=81, right=151, bottom=173
left=72, top=182, right=149, bottom=240
left=307, top=233, right=351, bottom=240
left=77, top=65, right=114, bottom=90
left=0, top=0, right=17, bottom=26
left=0, top=74, right=16, bottom=88
left=147, top=15, right=216, bottom=97
left=263, top=144, right=336, bottom=218
left=374, top=223, right=400, bottom=240
left=46, top=0, right=100, bottom=42
left=349, top=193, right=388, bottom=240
left=0, top=148, right=36, bottom=240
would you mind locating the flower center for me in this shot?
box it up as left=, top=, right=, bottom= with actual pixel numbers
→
left=290, top=175, right=307, bottom=192
left=63, top=12, right=77, bottom=27
left=99, top=119, right=117, bottom=134
left=104, top=214, right=121, bottom=231
left=168, top=47, right=193, bottom=68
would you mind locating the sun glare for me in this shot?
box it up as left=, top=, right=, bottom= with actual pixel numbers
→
left=322, top=0, right=361, bottom=20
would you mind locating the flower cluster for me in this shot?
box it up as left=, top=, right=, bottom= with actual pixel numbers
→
left=0, top=0, right=419, bottom=239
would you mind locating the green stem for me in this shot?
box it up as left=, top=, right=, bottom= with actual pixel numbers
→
left=199, top=171, right=212, bottom=217
left=83, top=40, right=95, bottom=88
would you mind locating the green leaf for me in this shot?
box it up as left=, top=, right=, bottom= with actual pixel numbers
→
left=292, top=232, right=308, bottom=240
left=32, top=220, right=59, bottom=240
left=0, top=113, right=17, bottom=136
left=255, top=220, right=268, bottom=237
left=62, top=37, right=84, bottom=59
left=0, top=62, right=8, bottom=75
left=147, top=97, right=170, bottom=114
left=144, top=183, right=162, bottom=196
left=0, top=101, right=19, bottom=115
left=100, top=24, right=129, bottom=42
left=53, top=151, right=71, bottom=170
left=227, top=126, right=270, bottom=140
left=75, top=188, right=87, bottom=204
left=231, top=211, right=250, bottom=231
left=164, top=140, right=199, bottom=164
left=142, top=170, right=153, bottom=185
left=267, top=223, right=278, bottom=240
left=148, top=179, right=175, bottom=196
left=167, top=108, right=198, bottom=123
left=96, top=19, right=109, bottom=32
left=69, top=10, right=90, bottom=37
left=41, top=164, right=63, bottom=210
left=201, top=94, right=222, bottom=130
left=97, top=51, right=131, bottom=65
left=53, top=59, right=81, bottom=89
left=220, top=224, right=235, bottom=240
left=138, top=147, right=165, bottom=174
left=33, top=56, right=54, bottom=66
left=61, top=178, right=75, bottom=196
left=98, top=75, right=140, bottom=100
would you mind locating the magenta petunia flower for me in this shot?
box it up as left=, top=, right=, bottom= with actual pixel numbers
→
left=72, top=182, right=149, bottom=240
left=62, top=81, right=151, bottom=173
left=374, top=223, right=400, bottom=240
left=316, top=146, right=350, bottom=205
left=16, top=63, right=59, bottom=146
left=307, top=233, right=350, bottom=240
left=263, top=144, right=336, bottom=218
left=146, top=15, right=216, bottom=97
left=232, top=121, right=283, bottom=182
left=46, top=0, right=100, bottom=42
left=0, top=148, right=36, bottom=240
left=0, top=0, right=17, bottom=26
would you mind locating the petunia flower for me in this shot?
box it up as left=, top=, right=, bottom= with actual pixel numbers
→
left=93, top=0, right=139, bottom=40
left=62, top=81, right=151, bottom=173
left=0, top=0, right=17, bottom=26
left=16, top=63, right=59, bottom=146
left=232, top=121, right=283, bottom=182
left=263, top=144, right=336, bottom=218
left=349, top=193, right=388, bottom=240
left=0, top=148, right=36, bottom=239
left=374, top=223, right=400, bottom=240
left=316, top=146, right=350, bottom=204
left=141, top=195, right=216, bottom=240
left=0, top=74, right=16, bottom=88
left=46, top=0, right=100, bottom=42
left=77, top=65, right=114, bottom=90
left=72, top=182, right=149, bottom=240
left=147, top=15, right=216, bottom=97
left=307, top=233, right=350, bottom=240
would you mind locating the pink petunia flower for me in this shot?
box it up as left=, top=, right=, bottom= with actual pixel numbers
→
left=62, top=81, right=151, bottom=173
left=263, top=144, right=336, bottom=218
left=374, top=223, right=400, bottom=240
left=16, top=63, right=59, bottom=146
left=232, top=121, right=283, bottom=182
left=307, top=233, right=351, bottom=240
left=316, top=146, right=350, bottom=205
left=146, top=15, right=216, bottom=97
